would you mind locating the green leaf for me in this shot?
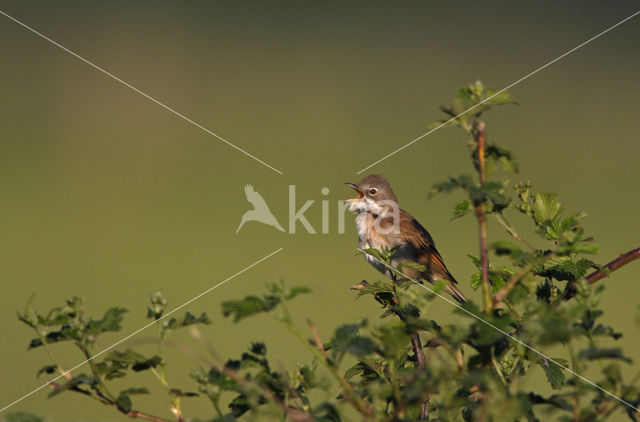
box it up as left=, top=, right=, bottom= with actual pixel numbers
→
left=485, top=144, right=519, bottom=173
left=470, top=272, right=481, bottom=291
left=451, top=199, right=472, bottom=220
left=536, top=356, right=566, bottom=390
left=28, top=327, right=81, bottom=349
left=485, top=89, right=518, bottom=107
left=455, top=86, right=473, bottom=101
left=120, top=387, right=150, bottom=395
left=17, top=295, right=38, bottom=329
left=250, top=342, right=267, bottom=356
left=170, top=388, right=199, bottom=398
left=285, top=286, right=312, bottom=300
left=578, top=347, right=631, bottom=363
left=532, top=193, right=564, bottom=225
left=116, top=392, right=132, bottom=413
left=344, top=361, right=380, bottom=381
left=48, top=374, right=97, bottom=398
left=330, top=323, right=376, bottom=358
left=354, top=280, right=394, bottom=297
left=163, top=312, right=212, bottom=336
left=428, top=175, right=474, bottom=198
left=542, top=258, right=595, bottom=282
left=222, top=295, right=280, bottom=323
left=467, top=255, right=481, bottom=269
left=86, top=307, right=127, bottom=335
left=36, top=365, right=57, bottom=377
left=4, top=412, right=47, bottom=422
left=104, top=349, right=163, bottom=372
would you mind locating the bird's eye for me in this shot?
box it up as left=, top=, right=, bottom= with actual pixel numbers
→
left=369, top=188, right=378, bottom=195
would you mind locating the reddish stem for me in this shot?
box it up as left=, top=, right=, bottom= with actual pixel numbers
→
left=586, top=247, right=640, bottom=284
left=474, top=121, right=492, bottom=312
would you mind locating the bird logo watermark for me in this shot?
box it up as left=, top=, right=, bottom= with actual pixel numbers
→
left=236, top=185, right=285, bottom=233
left=236, top=184, right=401, bottom=234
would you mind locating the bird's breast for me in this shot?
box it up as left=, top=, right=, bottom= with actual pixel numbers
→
left=355, top=213, right=399, bottom=274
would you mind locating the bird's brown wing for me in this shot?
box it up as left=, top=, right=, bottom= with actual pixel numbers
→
left=399, top=210, right=457, bottom=284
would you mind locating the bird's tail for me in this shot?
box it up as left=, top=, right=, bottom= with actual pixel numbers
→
left=444, top=282, right=467, bottom=303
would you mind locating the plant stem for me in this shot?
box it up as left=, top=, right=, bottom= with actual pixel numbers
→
left=564, top=246, right=640, bottom=299
left=490, top=350, right=507, bottom=385
left=492, top=253, right=555, bottom=307
left=279, top=302, right=372, bottom=417
left=585, top=246, right=640, bottom=284
left=35, top=329, right=72, bottom=380
left=126, top=410, right=175, bottom=422
left=493, top=213, right=536, bottom=251
left=307, top=319, right=328, bottom=360
left=50, top=382, right=173, bottom=422
left=390, top=284, right=428, bottom=418
left=474, top=121, right=492, bottom=313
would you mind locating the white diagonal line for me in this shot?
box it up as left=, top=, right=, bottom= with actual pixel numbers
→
left=356, top=9, right=640, bottom=175
left=358, top=248, right=640, bottom=413
left=0, top=10, right=283, bottom=175
left=0, top=247, right=283, bottom=414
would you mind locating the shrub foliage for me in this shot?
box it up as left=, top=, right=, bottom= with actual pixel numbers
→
left=10, top=82, right=640, bottom=422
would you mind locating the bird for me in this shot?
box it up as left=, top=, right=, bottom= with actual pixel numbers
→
left=345, top=174, right=467, bottom=303
left=236, top=185, right=285, bottom=233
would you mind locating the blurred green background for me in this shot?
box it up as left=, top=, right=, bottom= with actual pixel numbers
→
left=1, top=1, right=639, bottom=420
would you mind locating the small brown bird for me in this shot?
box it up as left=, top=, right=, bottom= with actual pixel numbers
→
left=346, top=174, right=467, bottom=303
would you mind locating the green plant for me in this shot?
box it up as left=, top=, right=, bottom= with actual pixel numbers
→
left=12, top=81, right=640, bottom=421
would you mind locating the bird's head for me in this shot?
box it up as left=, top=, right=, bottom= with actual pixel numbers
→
left=345, top=174, right=398, bottom=215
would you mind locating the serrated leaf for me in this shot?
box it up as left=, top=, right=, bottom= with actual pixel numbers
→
left=532, top=193, right=564, bottom=225
left=537, top=356, right=566, bottom=390
left=86, top=307, right=127, bottom=335
left=486, top=89, right=518, bottom=106
left=470, top=272, right=482, bottom=291
left=451, top=199, right=472, bottom=220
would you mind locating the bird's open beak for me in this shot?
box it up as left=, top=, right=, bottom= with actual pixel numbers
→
left=345, top=183, right=364, bottom=201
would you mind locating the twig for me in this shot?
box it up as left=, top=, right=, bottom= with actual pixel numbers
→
left=50, top=382, right=173, bottom=422
left=473, top=121, right=492, bottom=312
left=564, top=246, right=640, bottom=299
left=134, top=336, right=313, bottom=421
left=493, top=213, right=536, bottom=251
left=387, top=284, right=429, bottom=419
left=492, top=253, right=555, bottom=308
left=307, top=319, right=328, bottom=360
left=492, top=264, right=534, bottom=308
left=296, top=317, right=372, bottom=417
left=127, top=410, right=175, bottom=422
left=585, top=246, right=640, bottom=284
